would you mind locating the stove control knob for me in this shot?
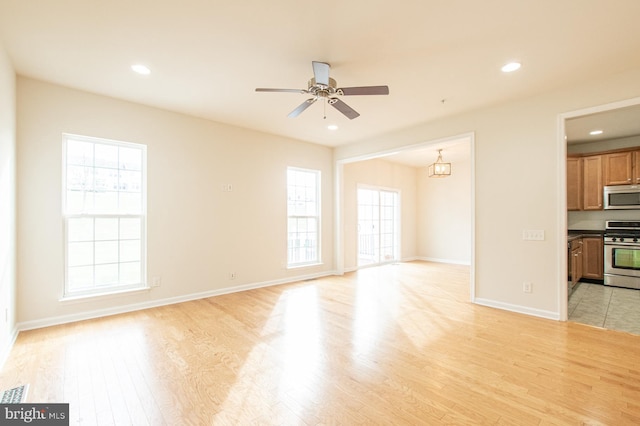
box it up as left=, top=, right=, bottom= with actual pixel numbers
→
left=620, top=238, right=625, bottom=242
left=612, top=237, right=617, bottom=242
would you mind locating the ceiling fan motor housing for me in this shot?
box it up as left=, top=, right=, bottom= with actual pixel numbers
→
left=308, top=77, right=338, bottom=98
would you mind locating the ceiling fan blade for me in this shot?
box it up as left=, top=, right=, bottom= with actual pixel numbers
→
left=288, top=98, right=317, bottom=118
left=256, top=88, right=307, bottom=93
left=312, top=61, right=330, bottom=86
left=330, top=98, right=360, bottom=120
left=339, top=86, right=389, bottom=96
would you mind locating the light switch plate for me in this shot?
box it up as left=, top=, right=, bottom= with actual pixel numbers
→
left=523, top=229, right=545, bottom=241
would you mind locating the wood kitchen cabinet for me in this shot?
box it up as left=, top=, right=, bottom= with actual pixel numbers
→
left=570, top=238, right=583, bottom=289
left=604, top=151, right=634, bottom=185
left=604, top=150, right=640, bottom=185
left=582, top=155, right=603, bottom=210
left=567, top=157, right=582, bottom=211
left=581, top=236, right=604, bottom=280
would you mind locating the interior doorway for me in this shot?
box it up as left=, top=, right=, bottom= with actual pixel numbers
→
left=561, top=97, right=640, bottom=329
left=357, top=187, right=399, bottom=267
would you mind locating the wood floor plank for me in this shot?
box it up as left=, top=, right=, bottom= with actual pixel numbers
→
left=1, top=261, right=640, bottom=424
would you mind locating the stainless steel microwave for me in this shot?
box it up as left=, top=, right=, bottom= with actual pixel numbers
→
left=604, top=185, right=640, bottom=209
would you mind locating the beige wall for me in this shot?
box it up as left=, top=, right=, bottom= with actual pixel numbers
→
left=417, top=144, right=472, bottom=265
left=0, top=43, right=16, bottom=361
left=12, top=63, right=640, bottom=327
left=336, top=67, right=640, bottom=319
left=342, top=158, right=418, bottom=270
left=16, top=77, right=334, bottom=327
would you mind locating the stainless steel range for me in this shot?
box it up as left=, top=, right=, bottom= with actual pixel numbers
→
left=604, top=220, right=640, bottom=289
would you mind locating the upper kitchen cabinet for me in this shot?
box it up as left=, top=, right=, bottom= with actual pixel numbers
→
left=604, top=149, right=640, bottom=186
left=583, top=155, right=603, bottom=210
left=567, top=157, right=582, bottom=211
left=604, top=151, right=633, bottom=185
left=567, top=155, right=603, bottom=211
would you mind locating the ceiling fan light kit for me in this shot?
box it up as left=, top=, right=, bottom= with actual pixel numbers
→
left=256, top=61, right=389, bottom=120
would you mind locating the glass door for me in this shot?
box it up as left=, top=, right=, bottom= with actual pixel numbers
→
left=357, top=187, right=399, bottom=267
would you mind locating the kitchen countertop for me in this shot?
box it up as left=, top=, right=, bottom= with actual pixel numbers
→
left=568, top=229, right=604, bottom=242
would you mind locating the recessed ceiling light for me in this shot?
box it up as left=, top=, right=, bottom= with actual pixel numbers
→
left=131, top=64, right=151, bottom=75
left=590, top=130, right=604, bottom=136
left=327, top=124, right=338, bottom=130
left=501, top=62, right=521, bottom=73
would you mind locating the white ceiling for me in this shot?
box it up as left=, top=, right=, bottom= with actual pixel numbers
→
left=1, top=0, right=640, bottom=148
left=566, top=103, right=640, bottom=144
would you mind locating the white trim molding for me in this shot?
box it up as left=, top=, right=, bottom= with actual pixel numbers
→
left=475, top=298, right=560, bottom=321
left=17, top=270, right=338, bottom=332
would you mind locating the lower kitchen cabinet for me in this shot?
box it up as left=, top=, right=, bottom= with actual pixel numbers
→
left=582, top=236, right=604, bottom=280
left=570, top=238, right=583, bottom=289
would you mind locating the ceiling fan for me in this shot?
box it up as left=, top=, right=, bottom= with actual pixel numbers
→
left=255, top=61, right=389, bottom=120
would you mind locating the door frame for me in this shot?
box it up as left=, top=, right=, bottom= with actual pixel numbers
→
left=557, top=95, right=640, bottom=321
left=335, top=132, right=476, bottom=301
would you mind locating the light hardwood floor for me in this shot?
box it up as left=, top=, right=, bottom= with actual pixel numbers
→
left=2, top=261, right=640, bottom=425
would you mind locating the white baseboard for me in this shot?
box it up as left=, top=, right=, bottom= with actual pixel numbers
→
left=341, top=257, right=461, bottom=273
left=16, top=270, right=338, bottom=332
left=416, top=256, right=471, bottom=266
left=474, top=297, right=560, bottom=321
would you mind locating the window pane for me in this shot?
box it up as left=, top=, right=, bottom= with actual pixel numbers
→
left=68, top=266, right=93, bottom=290
left=95, top=241, right=118, bottom=265
left=94, top=191, right=118, bottom=213
left=67, top=190, right=94, bottom=214
left=120, top=218, right=141, bottom=240
left=67, top=140, right=93, bottom=166
left=119, top=192, right=142, bottom=213
left=68, top=242, right=93, bottom=267
left=94, top=144, right=118, bottom=168
left=95, top=264, right=118, bottom=286
left=121, top=262, right=141, bottom=284
left=68, top=218, right=93, bottom=242
left=120, top=147, right=142, bottom=171
left=120, top=170, right=141, bottom=192
left=67, top=165, right=94, bottom=191
left=95, top=218, right=118, bottom=241
left=95, top=167, right=119, bottom=192
left=120, top=240, right=140, bottom=262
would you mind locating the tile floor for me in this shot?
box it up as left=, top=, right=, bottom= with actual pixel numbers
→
left=569, top=282, right=640, bottom=335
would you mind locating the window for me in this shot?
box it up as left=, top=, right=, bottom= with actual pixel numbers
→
left=63, top=134, right=147, bottom=297
left=287, top=167, right=320, bottom=267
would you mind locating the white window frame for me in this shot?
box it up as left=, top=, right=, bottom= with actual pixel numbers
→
left=287, top=167, right=321, bottom=268
left=62, top=133, right=147, bottom=298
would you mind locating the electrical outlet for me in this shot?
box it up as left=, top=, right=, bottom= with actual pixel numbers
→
left=523, top=282, right=532, bottom=293
left=151, top=277, right=161, bottom=287
left=229, top=272, right=236, bottom=280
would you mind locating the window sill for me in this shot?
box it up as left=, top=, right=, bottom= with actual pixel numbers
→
left=59, top=286, right=151, bottom=304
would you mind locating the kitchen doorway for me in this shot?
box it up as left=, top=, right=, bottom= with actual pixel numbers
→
left=561, top=97, right=640, bottom=333
left=357, top=186, right=400, bottom=267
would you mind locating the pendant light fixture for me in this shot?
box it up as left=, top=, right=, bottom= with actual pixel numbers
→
left=428, top=149, right=451, bottom=178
